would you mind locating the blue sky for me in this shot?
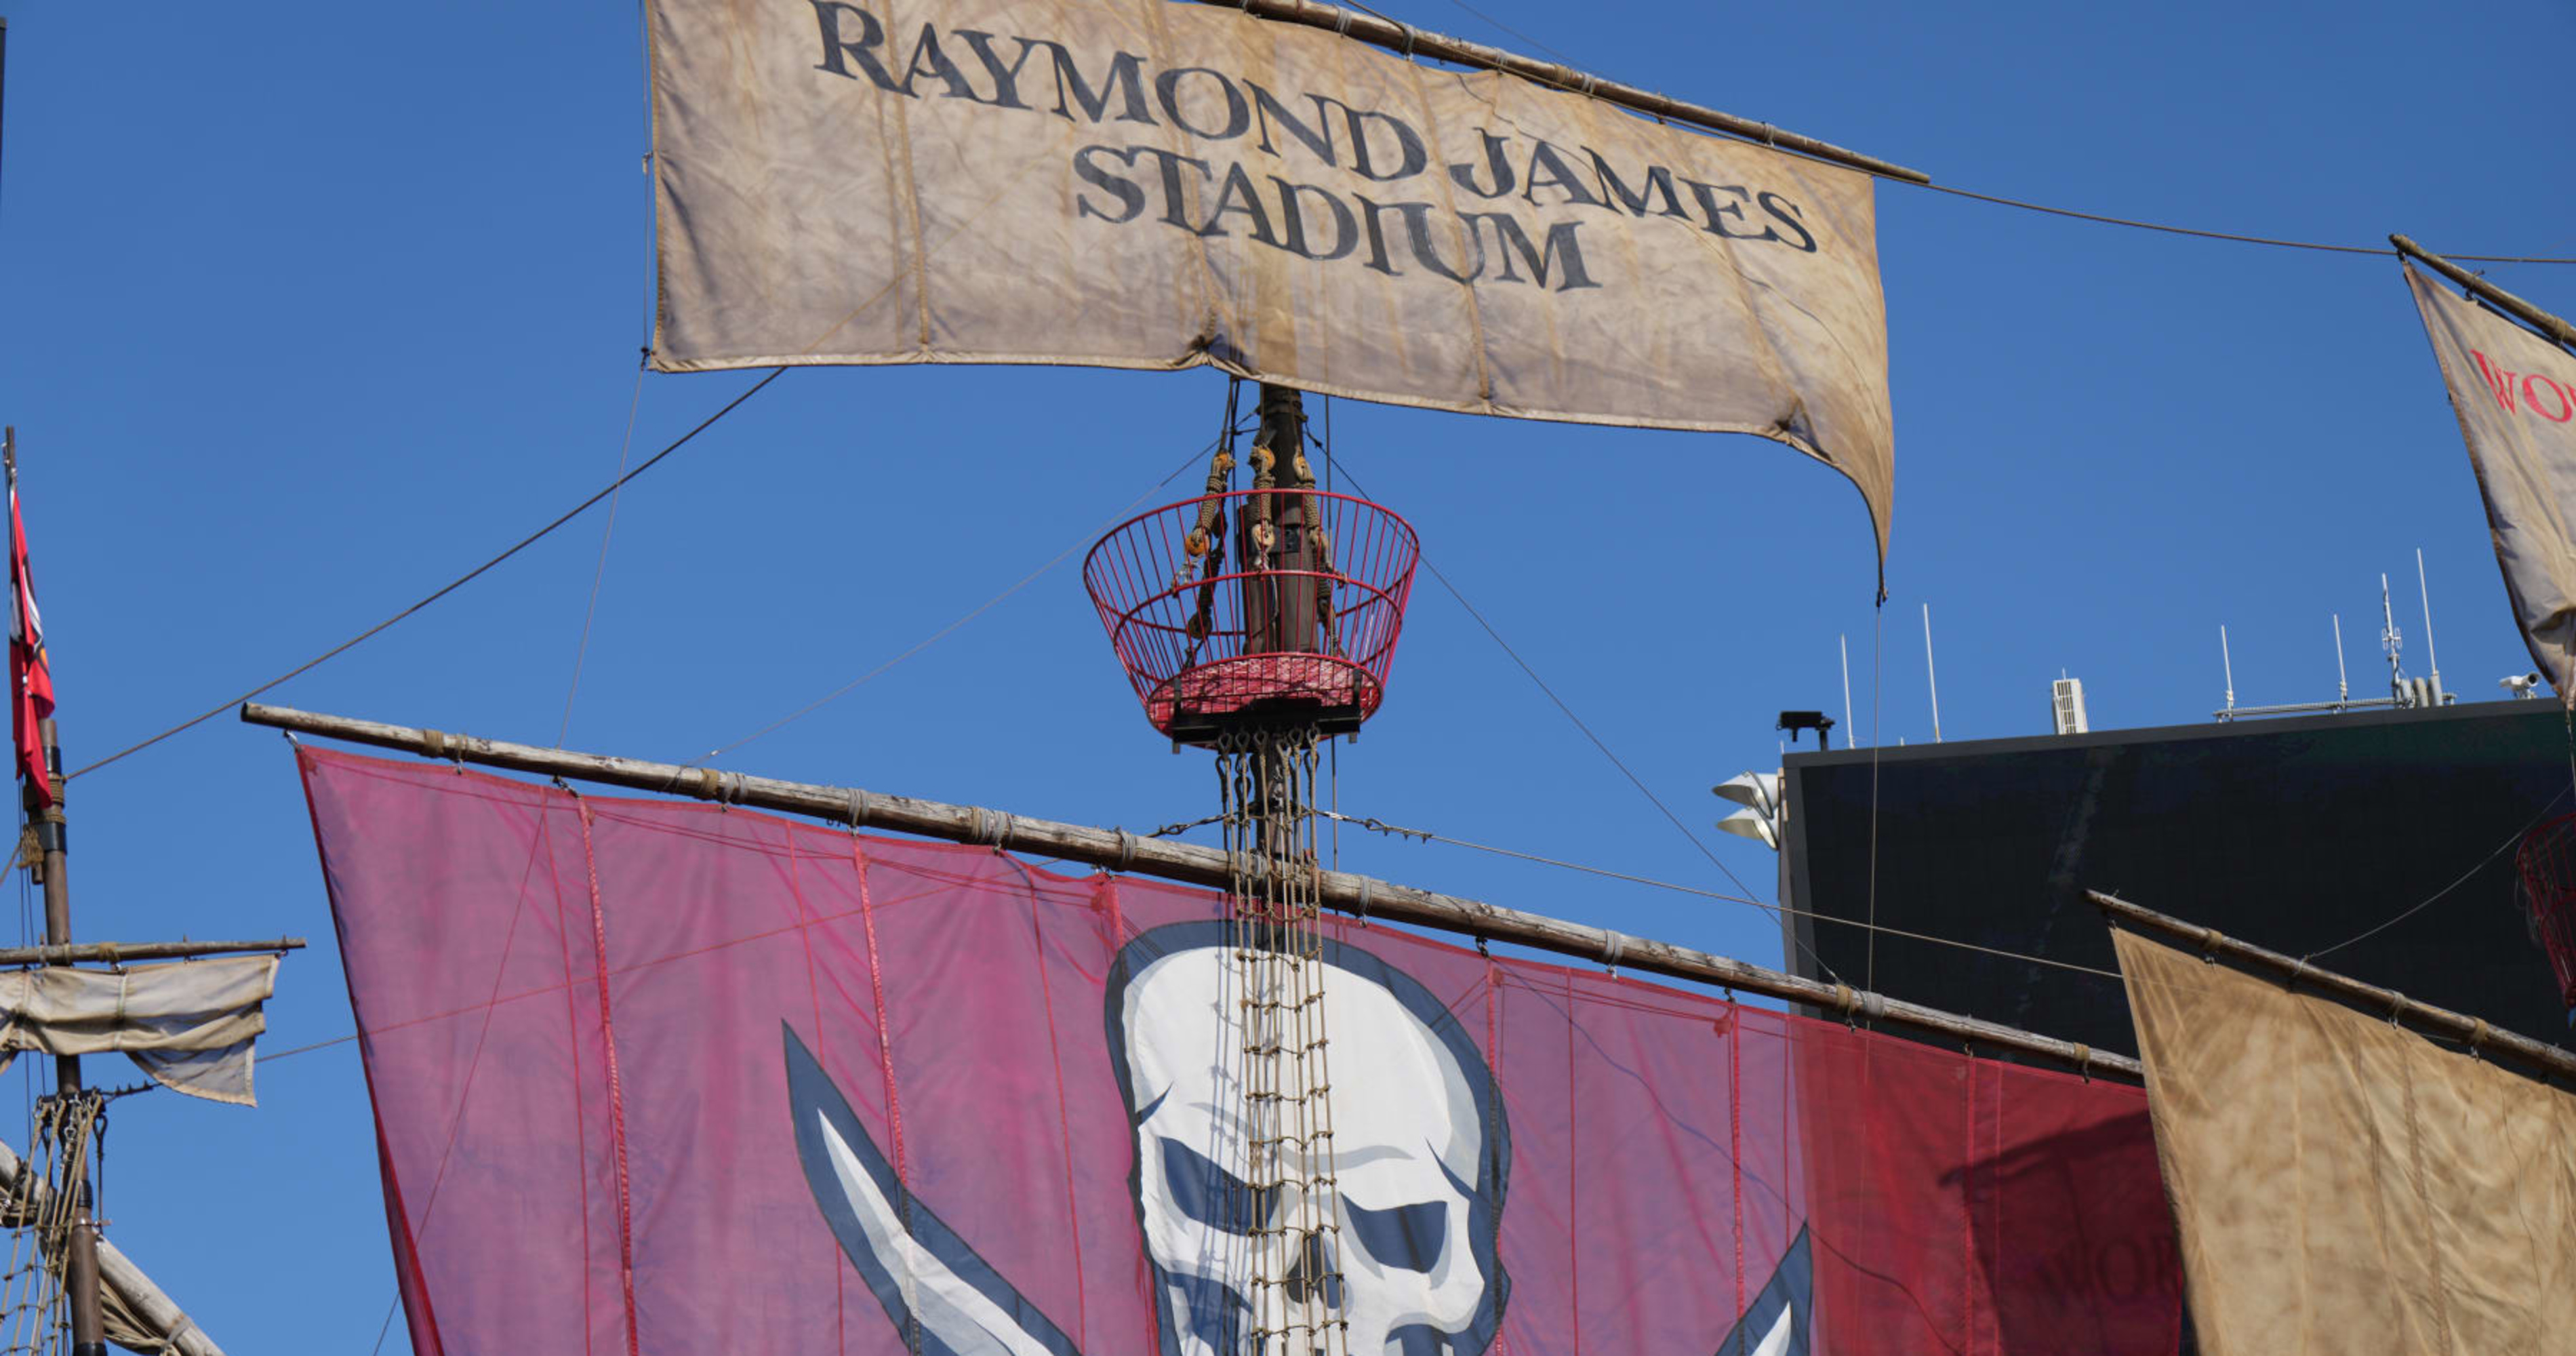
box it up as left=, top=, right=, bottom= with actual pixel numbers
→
left=1, top=0, right=2572, bottom=1348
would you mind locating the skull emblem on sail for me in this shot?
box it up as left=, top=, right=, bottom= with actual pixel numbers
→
left=1108, top=923, right=1510, bottom=1356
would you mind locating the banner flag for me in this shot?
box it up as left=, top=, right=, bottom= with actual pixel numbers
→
left=2115, top=926, right=2576, bottom=1354
left=298, top=748, right=2176, bottom=1355
left=7, top=473, right=51, bottom=806
left=2402, top=261, right=2576, bottom=702
left=643, top=0, right=1897, bottom=555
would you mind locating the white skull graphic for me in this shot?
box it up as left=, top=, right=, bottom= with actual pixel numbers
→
left=1110, top=927, right=1508, bottom=1356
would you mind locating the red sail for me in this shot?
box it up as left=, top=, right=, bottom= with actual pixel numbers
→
left=298, top=747, right=2178, bottom=1355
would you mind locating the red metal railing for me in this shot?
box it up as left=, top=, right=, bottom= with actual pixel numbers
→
left=1083, top=490, right=1418, bottom=741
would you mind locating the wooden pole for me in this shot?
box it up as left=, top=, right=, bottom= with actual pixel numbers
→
left=0, top=1137, right=225, bottom=1356
left=0, top=938, right=304, bottom=968
left=2089, top=890, right=2576, bottom=1082
left=2392, top=234, right=2576, bottom=353
left=1192, top=0, right=1929, bottom=186
left=242, top=702, right=2140, bottom=1080
left=5, top=433, right=103, bottom=1356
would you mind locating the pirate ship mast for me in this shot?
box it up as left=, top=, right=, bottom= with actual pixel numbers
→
left=0, top=431, right=304, bottom=1356
left=1, top=43, right=305, bottom=1343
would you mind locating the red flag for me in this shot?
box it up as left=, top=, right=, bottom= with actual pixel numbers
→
left=10, top=475, right=54, bottom=805
left=298, top=746, right=2183, bottom=1356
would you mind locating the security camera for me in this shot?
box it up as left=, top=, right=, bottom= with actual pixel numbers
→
left=2501, top=673, right=2544, bottom=698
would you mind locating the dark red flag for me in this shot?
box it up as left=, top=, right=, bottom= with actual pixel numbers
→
left=298, top=746, right=2181, bottom=1356
left=9, top=474, right=53, bottom=805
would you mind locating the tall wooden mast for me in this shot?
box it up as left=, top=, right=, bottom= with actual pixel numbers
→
left=4, top=430, right=104, bottom=1356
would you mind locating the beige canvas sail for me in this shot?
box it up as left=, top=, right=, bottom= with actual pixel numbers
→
left=2114, top=928, right=2576, bottom=1355
left=0, top=955, right=278, bottom=1105
left=2404, top=262, right=2576, bottom=703
left=645, top=0, right=1895, bottom=554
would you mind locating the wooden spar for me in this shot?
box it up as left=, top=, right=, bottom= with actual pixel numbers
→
left=2392, top=234, right=2576, bottom=352
left=1192, top=0, right=1930, bottom=186
left=0, top=938, right=304, bottom=969
left=0, top=1137, right=224, bottom=1356
left=243, top=702, right=2140, bottom=1079
left=2091, top=890, right=2576, bottom=1083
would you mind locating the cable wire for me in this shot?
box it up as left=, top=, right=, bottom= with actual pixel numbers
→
left=1314, top=807, right=2122, bottom=981
left=2303, top=783, right=2572, bottom=963
left=64, top=366, right=787, bottom=784
left=683, top=439, right=1215, bottom=765
left=557, top=363, right=650, bottom=746
left=1344, top=0, right=2576, bottom=264
left=1322, top=459, right=1773, bottom=908
left=1916, top=182, right=2576, bottom=264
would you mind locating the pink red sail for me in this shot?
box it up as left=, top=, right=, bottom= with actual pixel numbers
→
left=298, top=747, right=2178, bottom=1355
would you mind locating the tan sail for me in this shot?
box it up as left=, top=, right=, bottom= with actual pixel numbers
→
left=2402, top=260, right=2576, bottom=703
left=644, top=0, right=1897, bottom=554
left=2114, top=926, right=2576, bottom=1354
left=0, top=955, right=277, bottom=1106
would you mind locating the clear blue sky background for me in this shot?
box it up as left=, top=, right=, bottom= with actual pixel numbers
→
left=1, top=0, right=2571, bottom=1348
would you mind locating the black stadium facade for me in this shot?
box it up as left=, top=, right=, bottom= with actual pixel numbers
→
left=1781, top=698, right=2573, bottom=1058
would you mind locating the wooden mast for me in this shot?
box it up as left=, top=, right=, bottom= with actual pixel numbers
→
left=242, top=701, right=2143, bottom=1079
left=4, top=430, right=104, bottom=1356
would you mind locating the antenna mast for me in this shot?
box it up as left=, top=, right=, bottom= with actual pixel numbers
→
left=2381, top=574, right=2404, bottom=698
left=1921, top=604, right=1942, bottom=742
left=2417, top=549, right=2444, bottom=703
left=2220, top=625, right=2236, bottom=719
left=2333, top=614, right=2348, bottom=706
left=1839, top=635, right=1855, bottom=749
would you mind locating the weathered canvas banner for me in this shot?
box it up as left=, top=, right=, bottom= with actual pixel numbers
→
left=2115, top=927, right=2576, bottom=1355
left=645, top=0, right=1895, bottom=552
left=300, top=748, right=2174, bottom=1354
left=2404, top=261, right=2576, bottom=702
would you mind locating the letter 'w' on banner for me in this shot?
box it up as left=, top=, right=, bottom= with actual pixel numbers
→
left=641, top=0, right=1899, bottom=561
left=2401, top=260, right=2576, bottom=704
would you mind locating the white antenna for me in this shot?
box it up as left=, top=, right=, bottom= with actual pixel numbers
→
left=2332, top=614, right=2348, bottom=703
left=1839, top=635, right=1856, bottom=749
left=2220, top=625, right=2236, bottom=717
left=1922, top=603, right=1943, bottom=742
left=2417, top=548, right=2444, bottom=702
left=2381, top=574, right=2404, bottom=695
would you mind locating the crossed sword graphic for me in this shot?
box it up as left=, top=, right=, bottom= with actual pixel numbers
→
left=784, top=1026, right=1810, bottom=1356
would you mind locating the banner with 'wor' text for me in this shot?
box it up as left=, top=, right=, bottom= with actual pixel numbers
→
left=645, top=0, right=1896, bottom=551
left=2404, top=262, right=2576, bottom=703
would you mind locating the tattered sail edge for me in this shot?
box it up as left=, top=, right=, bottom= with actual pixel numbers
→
left=645, top=346, right=1891, bottom=564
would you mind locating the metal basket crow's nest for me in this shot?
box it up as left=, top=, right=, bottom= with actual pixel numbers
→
left=1085, top=490, right=1418, bottom=744
left=2513, top=812, right=2576, bottom=1008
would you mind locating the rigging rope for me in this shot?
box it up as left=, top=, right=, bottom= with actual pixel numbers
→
left=557, top=361, right=651, bottom=746
left=64, top=366, right=789, bottom=786
left=1392, top=0, right=2576, bottom=265
left=1216, top=725, right=1350, bottom=1356
left=681, top=440, right=1217, bottom=765
left=1310, top=807, right=2123, bottom=982
left=0, top=1091, right=103, bottom=1356
left=1316, top=458, right=1840, bottom=982
left=2303, top=782, right=2575, bottom=963
left=1914, top=182, right=2576, bottom=264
